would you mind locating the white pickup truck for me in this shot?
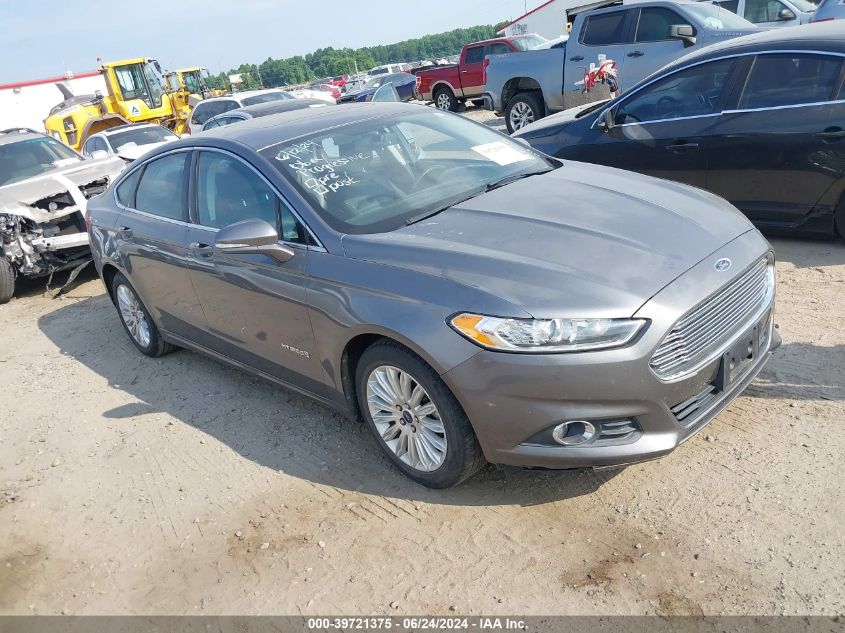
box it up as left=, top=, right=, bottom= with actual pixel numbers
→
left=483, top=0, right=757, bottom=132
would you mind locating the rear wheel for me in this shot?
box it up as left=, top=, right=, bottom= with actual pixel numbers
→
left=355, top=340, right=485, bottom=488
left=111, top=272, right=174, bottom=357
left=0, top=257, right=15, bottom=304
left=506, top=91, right=544, bottom=134
left=434, top=87, right=458, bottom=112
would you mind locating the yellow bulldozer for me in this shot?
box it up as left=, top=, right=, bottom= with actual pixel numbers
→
left=45, top=58, right=214, bottom=150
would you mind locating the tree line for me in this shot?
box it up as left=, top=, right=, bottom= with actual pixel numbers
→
left=207, top=24, right=506, bottom=90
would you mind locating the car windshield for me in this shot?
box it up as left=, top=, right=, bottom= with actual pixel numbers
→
left=512, top=35, right=548, bottom=50
left=683, top=3, right=757, bottom=28
left=260, top=110, right=555, bottom=234
left=241, top=91, right=293, bottom=106
left=108, top=127, right=177, bottom=152
left=0, top=137, right=82, bottom=186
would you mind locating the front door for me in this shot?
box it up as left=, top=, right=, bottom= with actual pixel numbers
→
left=575, top=56, right=738, bottom=188
left=183, top=149, right=326, bottom=393
left=706, top=52, right=845, bottom=231
left=460, top=45, right=486, bottom=97
left=623, top=7, right=694, bottom=86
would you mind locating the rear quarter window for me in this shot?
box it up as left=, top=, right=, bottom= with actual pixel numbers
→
left=133, top=153, right=189, bottom=220
left=116, top=168, right=142, bottom=207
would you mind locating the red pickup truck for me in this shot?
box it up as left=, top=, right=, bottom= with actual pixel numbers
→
left=416, top=35, right=544, bottom=111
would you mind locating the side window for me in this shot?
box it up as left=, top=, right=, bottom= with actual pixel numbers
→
left=134, top=153, right=188, bottom=220
left=203, top=118, right=220, bottom=130
left=191, top=103, right=210, bottom=125
left=464, top=46, right=485, bottom=65
left=743, top=0, right=789, bottom=21
left=716, top=0, right=740, bottom=12
left=488, top=43, right=513, bottom=56
left=116, top=168, right=142, bottom=207
left=82, top=138, right=97, bottom=156
left=581, top=10, right=630, bottom=46
left=196, top=152, right=279, bottom=230
left=615, top=57, right=736, bottom=124
left=738, top=54, right=842, bottom=109
left=635, top=8, right=690, bottom=42
left=192, top=101, right=230, bottom=125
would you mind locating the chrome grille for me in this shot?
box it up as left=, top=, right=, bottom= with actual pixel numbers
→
left=650, top=258, right=773, bottom=381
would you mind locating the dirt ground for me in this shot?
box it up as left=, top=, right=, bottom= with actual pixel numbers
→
left=1, top=224, right=844, bottom=615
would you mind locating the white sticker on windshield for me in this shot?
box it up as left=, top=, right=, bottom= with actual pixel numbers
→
left=471, top=141, right=531, bottom=166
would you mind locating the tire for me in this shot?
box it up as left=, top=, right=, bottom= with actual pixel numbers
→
left=433, top=87, right=459, bottom=112
left=111, top=272, right=174, bottom=357
left=471, top=99, right=485, bottom=108
left=506, top=91, right=544, bottom=134
left=355, top=340, right=485, bottom=488
left=0, top=257, right=15, bottom=304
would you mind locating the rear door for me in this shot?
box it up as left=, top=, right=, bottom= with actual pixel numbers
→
left=183, top=149, right=326, bottom=391
left=623, top=6, right=696, bottom=86
left=460, top=45, right=487, bottom=97
left=706, top=52, right=845, bottom=231
left=565, top=9, right=635, bottom=99
left=112, top=151, right=207, bottom=338
left=577, top=56, right=738, bottom=188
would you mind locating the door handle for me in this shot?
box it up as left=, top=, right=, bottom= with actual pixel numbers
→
left=190, top=242, right=214, bottom=257
left=116, top=226, right=133, bottom=238
left=461, top=69, right=468, bottom=73
left=815, top=127, right=845, bottom=142
left=569, top=55, right=584, bottom=61
left=627, top=50, right=645, bottom=57
left=666, top=142, right=700, bottom=152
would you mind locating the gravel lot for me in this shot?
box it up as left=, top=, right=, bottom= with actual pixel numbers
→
left=0, top=141, right=843, bottom=615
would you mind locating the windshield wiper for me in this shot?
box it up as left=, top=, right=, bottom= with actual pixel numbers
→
left=484, top=169, right=551, bottom=193
left=405, top=187, right=487, bottom=225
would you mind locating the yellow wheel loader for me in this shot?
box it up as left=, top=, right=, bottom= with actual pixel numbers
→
left=45, top=59, right=210, bottom=149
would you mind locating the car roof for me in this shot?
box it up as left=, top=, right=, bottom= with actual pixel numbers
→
left=99, top=122, right=168, bottom=136
left=224, top=98, right=329, bottom=119
left=201, top=89, right=285, bottom=105
left=666, top=20, right=845, bottom=68
left=0, top=129, right=48, bottom=146
left=189, top=102, right=418, bottom=150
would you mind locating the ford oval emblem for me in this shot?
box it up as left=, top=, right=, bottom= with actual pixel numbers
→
left=715, top=258, right=732, bottom=272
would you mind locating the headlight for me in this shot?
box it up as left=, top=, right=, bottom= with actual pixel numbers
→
left=449, top=313, right=646, bottom=353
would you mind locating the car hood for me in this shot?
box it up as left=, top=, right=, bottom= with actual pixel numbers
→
left=514, top=100, right=610, bottom=138
left=342, top=163, right=755, bottom=318
left=0, top=157, right=125, bottom=222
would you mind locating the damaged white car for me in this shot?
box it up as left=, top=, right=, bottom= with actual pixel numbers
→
left=0, top=128, right=124, bottom=303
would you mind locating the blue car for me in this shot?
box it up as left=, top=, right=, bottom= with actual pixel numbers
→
left=337, top=72, right=416, bottom=103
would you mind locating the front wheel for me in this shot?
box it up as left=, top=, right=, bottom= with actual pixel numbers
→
left=506, top=92, right=544, bottom=134
left=111, top=272, right=174, bottom=357
left=0, top=257, right=15, bottom=304
left=356, top=341, right=485, bottom=488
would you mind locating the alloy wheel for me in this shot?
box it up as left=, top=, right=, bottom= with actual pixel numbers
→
left=366, top=365, right=447, bottom=472
left=509, top=101, right=535, bottom=130
left=436, top=93, right=451, bottom=110
left=116, top=284, right=151, bottom=349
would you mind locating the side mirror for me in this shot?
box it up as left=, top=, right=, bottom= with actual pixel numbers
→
left=215, top=219, right=295, bottom=263
left=596, top=108, right=614, bottom=132
left=778, top=7, right=796, bottom=19
left=669, top=24, right=697, bottom=47
left=90, top=149, right=110, bottom=160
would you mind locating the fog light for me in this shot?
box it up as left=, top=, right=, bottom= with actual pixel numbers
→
left=552, top=420, right=596, bottom=446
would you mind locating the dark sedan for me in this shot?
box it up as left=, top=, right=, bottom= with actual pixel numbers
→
left=201, top=98, right=331, bottom=131
left=87, top=103, right=777, bottom=488
left=336, top=72, right=416, bottom=103
left=513, top=22, right=845, bottom=239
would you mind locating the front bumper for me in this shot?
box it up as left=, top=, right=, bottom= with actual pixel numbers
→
left=442, top=231, right=779, bottom=469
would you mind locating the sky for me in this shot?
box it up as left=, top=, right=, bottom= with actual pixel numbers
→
left=0, top=0, right=539, bottom=83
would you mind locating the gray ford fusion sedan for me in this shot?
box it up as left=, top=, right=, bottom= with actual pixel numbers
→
left=87, top=102, right=779, bottom=488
